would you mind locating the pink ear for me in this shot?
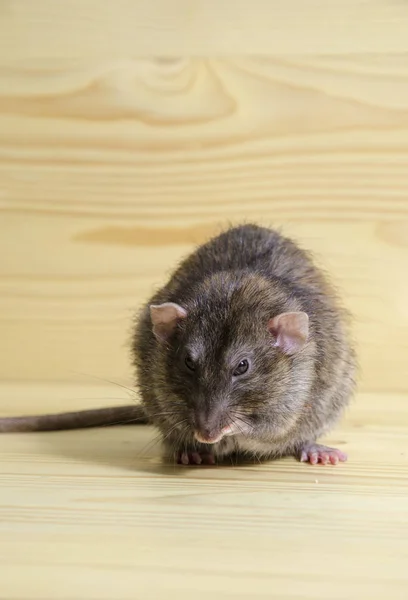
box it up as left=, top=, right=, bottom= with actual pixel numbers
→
left=268, top=312, right=309, bottom=355
left=150, top=302, right=187, bottom=342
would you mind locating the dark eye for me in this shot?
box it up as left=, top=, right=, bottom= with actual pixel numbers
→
left=184, top=355, right=195, bottom=371
left=233, top=359, right=249, bottom=377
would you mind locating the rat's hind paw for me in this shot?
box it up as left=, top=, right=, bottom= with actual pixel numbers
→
left=177, top=450, right=215, bottom=466
left=299, top=443, right=347, bottom=466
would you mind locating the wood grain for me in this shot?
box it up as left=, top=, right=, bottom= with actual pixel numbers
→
left=1, top=383, right=408, bottom=600
left=2, top=1, right=408, bottom=58
left=1, top=55, right=408, bottom=391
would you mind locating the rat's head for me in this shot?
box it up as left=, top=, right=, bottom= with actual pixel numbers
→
left=150, top=273, right=311, bottom=445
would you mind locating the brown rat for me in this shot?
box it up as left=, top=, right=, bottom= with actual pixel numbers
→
left=0, top=224, right=356, bottom=466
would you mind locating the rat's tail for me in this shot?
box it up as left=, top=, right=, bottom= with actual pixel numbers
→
left=0, top=404, right=148, bottom=433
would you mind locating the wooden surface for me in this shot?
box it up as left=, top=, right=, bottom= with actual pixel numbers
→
left=1, top=383, right=408, bottom=600
left=1, top=1, right=408, bottom=598
left=2, top=51, right=408, bottom=389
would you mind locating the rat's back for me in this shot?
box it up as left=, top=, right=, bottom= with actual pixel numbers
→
left=165, top=224, right=327, bottom=297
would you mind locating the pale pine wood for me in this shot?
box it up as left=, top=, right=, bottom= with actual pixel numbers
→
left=0, top=383, right=408, bottom=600
left=1, top=54, right=408, bottom=390
left=1, top=3, right=408, bottom=598
left=2, top=1, right=408, bottom=58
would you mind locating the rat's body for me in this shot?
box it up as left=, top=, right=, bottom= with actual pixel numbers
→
left=0, top=225, right=356, bottom=466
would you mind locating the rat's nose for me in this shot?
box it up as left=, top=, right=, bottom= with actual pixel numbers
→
left=194, top=428, right=222, bottom=444
left=194, top=411, right=219, bottom=444
left=194, top=424, right=234, bottom=444
left=194, top=411, right=230, bottom=444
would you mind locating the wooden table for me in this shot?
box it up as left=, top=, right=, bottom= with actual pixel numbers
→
left=1, top=383, right=407, bottom=599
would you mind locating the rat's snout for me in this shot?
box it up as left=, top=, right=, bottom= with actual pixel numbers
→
left=193, top=409, right=233, bottom=445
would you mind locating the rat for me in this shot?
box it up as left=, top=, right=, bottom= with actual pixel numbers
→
left=0, top=224, right=356, bottom=466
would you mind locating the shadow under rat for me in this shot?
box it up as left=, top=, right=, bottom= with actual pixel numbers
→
left=36, top=425, right=274, bottom=477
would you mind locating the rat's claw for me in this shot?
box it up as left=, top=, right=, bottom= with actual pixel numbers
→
left=191, top=452, right=203, bottom=465
left=309, top=452, right=319, bottom=465
left=179, top=451, right=202, bottom=465
left=179, top=452, right=190, bottom=465
left=177, top=450, right=215, bottom=466
left=202, top=452, right=216, bottom=465
left=299, top=443, right=347, bottom=466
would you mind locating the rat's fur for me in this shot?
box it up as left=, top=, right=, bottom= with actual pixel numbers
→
left=132, top=224, right=356, bottom=463
left=0, top=224, right=356, bottom=465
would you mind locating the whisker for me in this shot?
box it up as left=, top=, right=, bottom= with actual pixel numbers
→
left=70, top=370, right=137, bottom=398
left=161, top=420, right=188, bottom=443
left=232, top=413, right=253, bottom=433
left=231, top=416, right=246, bottom=438
left=169, top=424, right=191, bottom=465
left=78, top=409, right=180, bottom=430
left=95, top=415, right=149, bottom=428
left=137, top=432, right=164, bottom=458
left=65, top=397, right=132, bottom=402
left=137, top=419, right=188, bottom=459
left=253, top=452, right=262, bottom=465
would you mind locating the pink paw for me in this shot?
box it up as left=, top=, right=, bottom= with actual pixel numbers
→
left=299, top=443, right=347, bottom=466
left=177, top=450, right=215, bottom=466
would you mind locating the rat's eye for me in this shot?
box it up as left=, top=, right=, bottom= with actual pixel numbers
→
left=184, top=355, right=195, bottom=371
left=233, top=359, right=249, bottom=377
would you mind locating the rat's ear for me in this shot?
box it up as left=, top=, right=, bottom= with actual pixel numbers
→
left=150, top=302, right=187, bottom=342
left=268, top=311, right=309, bottom=355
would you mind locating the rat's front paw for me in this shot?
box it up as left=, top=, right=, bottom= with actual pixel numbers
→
left=176, top=449, right=215, bottom=466
left=299, top=443, right=347, bottom=465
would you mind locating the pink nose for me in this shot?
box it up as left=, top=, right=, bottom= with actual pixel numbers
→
left=194, top=431, right=222, bottom=444
left=194, top=425, right=233, bottom=445
left=200, top=426, right=213, bottom=439
left=194, top=412, right=218, bottom=443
